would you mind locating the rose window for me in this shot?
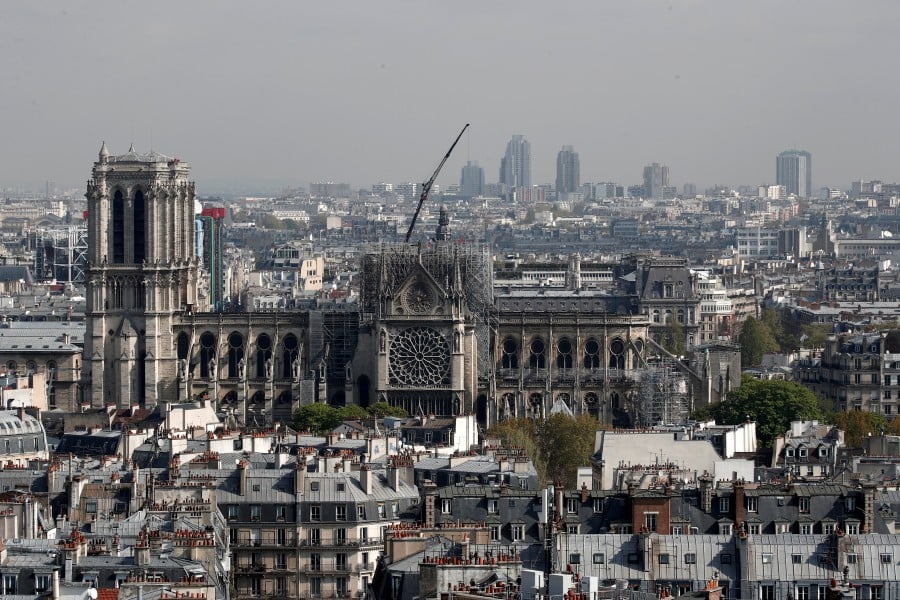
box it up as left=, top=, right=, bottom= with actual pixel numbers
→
left=388, top=327, right=451, bottom=387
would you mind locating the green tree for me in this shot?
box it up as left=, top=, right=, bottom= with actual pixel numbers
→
left=367, top=401, right=408, bottom=418
left=337, top=405, right=370, bottom=421
left=293, top=403, right=341, bottom=435
left=832, top=410, right=888, bottom=448
left=698, top=376, right=822, bottom=446
left=801, top=323, right=831, bottom=349
left=536, top=413, right=599, bottom=487
left=737, top=316, right=778, bottom=367
left=487, top=418, right=546, bottom=487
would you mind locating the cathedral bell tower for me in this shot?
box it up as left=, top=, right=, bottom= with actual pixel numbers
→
left=82, top=143, right=202, bottom=409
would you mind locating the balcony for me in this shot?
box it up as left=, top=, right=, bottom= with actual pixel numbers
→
left=301, top=561, right=361, bottom=574
left=233, top=537, right=298, bottom=548
left=298, top=536, right=382, bottom=549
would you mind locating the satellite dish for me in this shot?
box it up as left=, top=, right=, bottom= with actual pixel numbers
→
left=88, top=589, right=99, bottom=600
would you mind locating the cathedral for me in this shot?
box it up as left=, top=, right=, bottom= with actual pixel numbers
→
left=83, top=145, right=719, bottom=430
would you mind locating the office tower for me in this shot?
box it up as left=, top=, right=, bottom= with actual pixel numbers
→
left=556, top=146, right=580, bottom=195
left=776, top=150, right=812, bottom=197
left=642, top=163, right=670, bottom=199
left=459, top=161, right=485, bottom=198
left=499, top=135, right=531, bottom=188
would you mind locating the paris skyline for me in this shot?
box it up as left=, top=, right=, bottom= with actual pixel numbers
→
left=1, top=1, right=899, bottom=193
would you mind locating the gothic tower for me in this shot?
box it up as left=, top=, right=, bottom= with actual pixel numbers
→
left=82, top=143, right=202, bottom=409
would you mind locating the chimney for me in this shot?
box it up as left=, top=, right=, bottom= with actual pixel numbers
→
left=342, top=456, right=352, bottom=474
left=424, top=493, right=436, bottom=528
left=52, top=569, right=59, bottom=600
left=862, top=483, right=876, bottom=534
left=580, top=482, right=589, bottom=504
left=734, top=480, right=745, bottom=530
left=17, top=406, right=25, bottom=422
left=239, top=460, right=249, bottom=496
left=294, top=457, right=306, bottom=495
left=699, top=473, right=713, bottom=514
left=360, top=465, right=373, bottom=495
left=387, top=462, right=400, bottom=492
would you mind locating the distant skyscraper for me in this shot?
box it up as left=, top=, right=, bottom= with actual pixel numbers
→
left=556, top=146, right=580, bottom=195
left=460, top=161, right=484, bottom=198
left=776, top=150, right=812, bottom=197
left=499, top=135, right=531, bottom=188
left=642, top=163, right=670, bottom=199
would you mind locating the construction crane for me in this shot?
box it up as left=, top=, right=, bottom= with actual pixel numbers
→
left=404, top=123, right=470, bottom=243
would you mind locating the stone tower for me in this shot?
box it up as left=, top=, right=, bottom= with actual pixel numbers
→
left=82, top=143, right=202, bottom=409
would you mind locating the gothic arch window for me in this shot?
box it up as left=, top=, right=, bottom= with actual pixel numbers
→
left=199, top=332, right=216, bottom=378
left=256, top=333, right=272, bottom=378
left=227, top=332, right=244, bottom=379
left=26, top=360, right=36, bottom=374
left=557, top=392, right=571, bottom=408
left=609, top=338, right=625, bottom=370
left=281, top=334, right=299, bottom=379
left=176, top=332, right=189, bottom=361
left=529, top=393, right=543, bottom=418
left=501, top=337, right=519, bottom=369
left=47, top=360, right=58, bottom=408
left=112, top=190, right=125, bottom=263
left=557, top=338, right=573, bottom=369
left=529, top=338, right=546, bottom=369
left=133, top=189, right=145, bottom=264
left=500, top=392, right=516, bottom=420
left=585, top=392, right=600, bottom=417
left=584, top=338, right=601, bottom=369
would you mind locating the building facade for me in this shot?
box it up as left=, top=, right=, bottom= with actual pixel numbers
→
left=556, top=146, right=580, bottom=195
left=500, top=135, right=531, bottom=189
left=459, top=161, right=484, bottom=198
left=776, top=149, right=812, bottom=197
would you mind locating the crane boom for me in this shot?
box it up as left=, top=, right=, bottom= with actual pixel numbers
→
left=405, top=123, right=470, bottom=243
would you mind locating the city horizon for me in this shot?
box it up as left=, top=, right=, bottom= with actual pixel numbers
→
left=3, top=2, right=900, bottom=194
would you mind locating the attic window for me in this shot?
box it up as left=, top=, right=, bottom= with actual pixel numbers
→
left=252, top=484, right=260, bottom=492
left=310, top=482, right=320, bottom=491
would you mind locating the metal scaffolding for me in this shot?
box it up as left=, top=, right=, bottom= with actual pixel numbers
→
left=32, top=225, right=88, bottom=283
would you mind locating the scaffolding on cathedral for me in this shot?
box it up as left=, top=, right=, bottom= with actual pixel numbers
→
left=630, top=355, right=690, bottom=427
left=359, top=241, right=494, bottom=378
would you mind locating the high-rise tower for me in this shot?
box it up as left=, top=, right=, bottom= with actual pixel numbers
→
left=499, top=135, right=531, bottom=188
left=776, top=150, right=812, bottom=197
left=556, top=145, right=580, bottom=195
left=82, top=143, right=202, bottom=409
left=642, top=163, right=670, bottom=199
left=459, top=161, right=484, bottom=198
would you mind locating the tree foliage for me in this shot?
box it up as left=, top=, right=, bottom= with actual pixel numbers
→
left=487, top=414, right=600, bottom=488
left=830, top=410, right=900, bottom=448
left=737, top=316, right=778, bottom=367
left=367, top=401, right=409, bottom=418
left=292, top=402, right=406, bottom=434
left=697, top=376, right=822, bottom=447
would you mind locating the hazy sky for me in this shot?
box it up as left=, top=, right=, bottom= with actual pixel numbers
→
left=2, top=1, right=899, bottom=194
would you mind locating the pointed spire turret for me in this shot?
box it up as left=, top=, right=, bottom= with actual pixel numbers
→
left=99, top=141, right=109, bottom=162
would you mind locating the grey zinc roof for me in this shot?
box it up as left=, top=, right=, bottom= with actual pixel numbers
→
left=0, top=334, right=81, bottom=352
left=750, top=535, right=838, bottom=582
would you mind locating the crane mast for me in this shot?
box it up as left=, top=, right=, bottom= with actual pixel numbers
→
left=404, top=123, right=470, bottom=243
